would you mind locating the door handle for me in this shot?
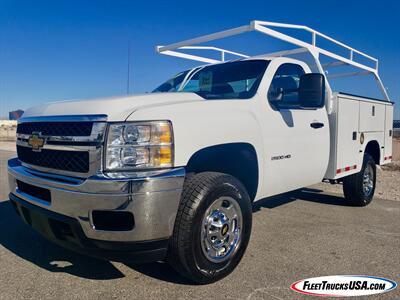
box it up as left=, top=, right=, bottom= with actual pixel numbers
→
left=310, top=122, right=324, bottom=129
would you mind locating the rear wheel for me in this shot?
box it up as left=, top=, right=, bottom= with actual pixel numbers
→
left=168, top=172, right=252, bottom=284
left=343, top=153, right=376, bottom=206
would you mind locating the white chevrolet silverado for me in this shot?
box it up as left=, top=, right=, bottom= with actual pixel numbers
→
left=8, top=21, right=394, bottom=283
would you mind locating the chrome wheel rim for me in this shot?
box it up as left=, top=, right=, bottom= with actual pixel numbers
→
left=200, top=197, right=243, bottom=263
left=363, top=164, right=374, bottom=197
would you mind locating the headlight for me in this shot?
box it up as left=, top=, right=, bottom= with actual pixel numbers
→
left=105, top=121, right=173, bottom=170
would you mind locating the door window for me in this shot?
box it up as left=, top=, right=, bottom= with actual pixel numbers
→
left=268, top=63, right=305, bottom=109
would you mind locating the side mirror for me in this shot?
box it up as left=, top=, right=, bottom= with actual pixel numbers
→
left=298, top=73, right=325, bottom=108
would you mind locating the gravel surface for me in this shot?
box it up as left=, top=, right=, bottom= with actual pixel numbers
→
left=0, top=146, right=399, bottom=300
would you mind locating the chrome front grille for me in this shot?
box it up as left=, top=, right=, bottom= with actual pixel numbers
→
left=16, top=115, right=107, bottom=178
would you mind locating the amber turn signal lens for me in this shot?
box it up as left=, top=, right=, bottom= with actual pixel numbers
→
left=157, top=122, right=172, bottom=144
left=159, top=146, right=173, bottom=165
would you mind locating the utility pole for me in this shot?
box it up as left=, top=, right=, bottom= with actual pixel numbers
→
left=127, top=41, right=131, bottom=94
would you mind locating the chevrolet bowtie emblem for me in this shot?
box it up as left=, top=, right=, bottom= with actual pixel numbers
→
left=28, top=133, right=45, bottom=151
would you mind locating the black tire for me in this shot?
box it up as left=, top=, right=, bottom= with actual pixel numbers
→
left=168, top=172, right=252, bottom=284
left=343, top=153, right=376, bottom=206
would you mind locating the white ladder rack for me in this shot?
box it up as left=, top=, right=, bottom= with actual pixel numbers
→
left=156, top=20, right=389, bottom=101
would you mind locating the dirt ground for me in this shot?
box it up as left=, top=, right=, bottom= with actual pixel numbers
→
left=393, top=137, right=400, bottom=161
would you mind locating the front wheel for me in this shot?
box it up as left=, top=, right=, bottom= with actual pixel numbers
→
left=168, top=172, right=252, bottom=284
left=343, top=153, right=376, bottom=206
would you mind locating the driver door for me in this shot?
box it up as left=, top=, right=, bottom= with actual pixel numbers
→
left=262, top=62, right=330, bottom=196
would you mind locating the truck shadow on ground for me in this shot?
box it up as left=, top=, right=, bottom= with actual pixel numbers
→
left=0, top=200, right=125, bottom=280
left=252, top=187, right=350, bottom=212
left=0, top=188, right=348, bottom=283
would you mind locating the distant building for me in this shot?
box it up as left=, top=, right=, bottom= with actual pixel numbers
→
left=394, top=120, right=400, bottom=129
left=9, top=110, right=24, bottom=120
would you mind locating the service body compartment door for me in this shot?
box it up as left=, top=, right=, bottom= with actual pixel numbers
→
left=359, top=101, right=385, bottom=132
left=384, top=105, right=393, bottom=163
left=336, top=97, right=360, bottom=176
left=329, top=94, right=389, bottom=179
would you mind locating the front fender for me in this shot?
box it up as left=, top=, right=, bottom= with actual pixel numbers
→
left=126, top=100, right=264, bottom=168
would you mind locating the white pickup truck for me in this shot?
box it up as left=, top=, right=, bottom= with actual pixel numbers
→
left=8, top=21, right=393, bottom=283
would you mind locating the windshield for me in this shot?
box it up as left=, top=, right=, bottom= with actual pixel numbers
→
left=152, top=60, right=269, bottom=99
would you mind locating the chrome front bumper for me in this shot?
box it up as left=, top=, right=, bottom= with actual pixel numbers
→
left=8, top=157, right=185, bottom=243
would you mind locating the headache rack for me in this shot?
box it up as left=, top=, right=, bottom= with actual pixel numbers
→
left=156, top=20, right=390, bottom=102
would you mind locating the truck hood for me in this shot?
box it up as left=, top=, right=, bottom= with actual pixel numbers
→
left=22, top=92, right=203, bottom=121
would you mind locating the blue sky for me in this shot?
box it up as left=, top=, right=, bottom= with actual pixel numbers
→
left=0, top=0, right=399, bottom=119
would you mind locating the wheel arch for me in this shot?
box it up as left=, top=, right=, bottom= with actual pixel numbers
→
left=364, top=140, right=380, bottom=165
left=185, top=143, right=259, bottom=201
